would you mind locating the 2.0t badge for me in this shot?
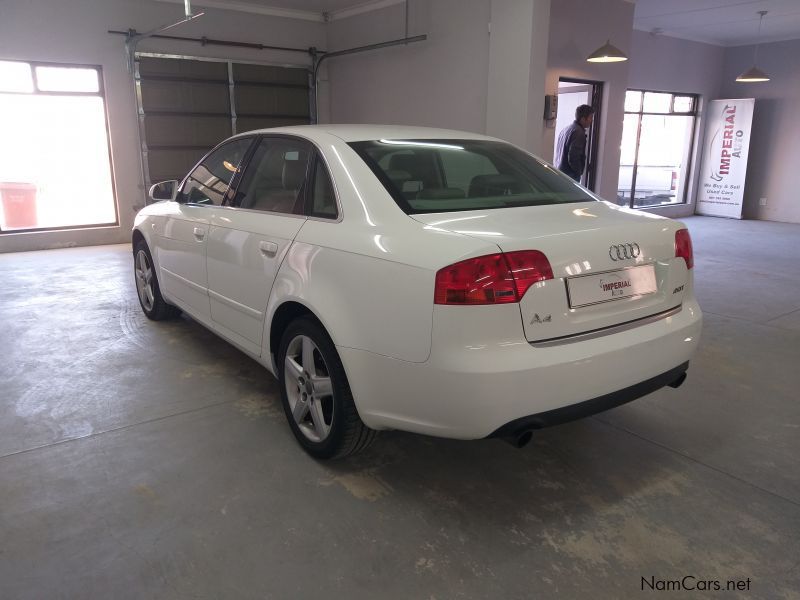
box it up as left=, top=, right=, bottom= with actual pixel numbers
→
left=609, top=243, right=641, bottom=261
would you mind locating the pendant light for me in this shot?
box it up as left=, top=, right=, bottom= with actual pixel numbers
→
left=586, top=39, right=628, bottom=63
left=736, top=11, right=770, bottom=82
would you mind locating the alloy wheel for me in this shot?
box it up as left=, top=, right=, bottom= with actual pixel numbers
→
left=134, top=249, right=155, bottom=312
left=284, top=334, right=334, bottom=442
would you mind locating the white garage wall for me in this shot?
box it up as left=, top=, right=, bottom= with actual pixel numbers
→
left=325, top=0, right=549, bottom=154
left=627, top=30, right=725, bottom=219
left=0, top=0, right=325, bottom=253
left=719, top=39, right=800, bottom=224
left=485, top=0, right=550, bottom=152
left=325, top=0, right=492, bottom=134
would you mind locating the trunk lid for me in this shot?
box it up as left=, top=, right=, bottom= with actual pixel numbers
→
left=413, top=201, right=690, bottom=342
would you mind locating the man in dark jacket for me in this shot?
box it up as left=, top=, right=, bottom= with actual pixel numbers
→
left=555, top=104, right=594, bottom=182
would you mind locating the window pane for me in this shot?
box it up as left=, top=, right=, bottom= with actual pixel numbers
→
left=642, top=92, right=671, bottom=113
left=440, top=148, right=497, bottom=194
left=182, top=139, right=253, bottom=206
left=0, top=94, right=116, bottom=229
left=0, top=61, right=34, bottom=93
left=375, top=148, right=443, bottom=197
left=350, top=140, right=596, bottom=214
left=619, top=114, right=639, bottom=166
left=36, top=66, right=99, bottom=93
left=673, top=95, right=694, bottom=113
left=617, top=114, right=639, bottom=205
left=311, top=157, right=338, bottom=219
left=632, top=115, right=694, bottom=207
left=624, top=90, right=642, bottom=113
left=236, top=138, right=310, bottom=214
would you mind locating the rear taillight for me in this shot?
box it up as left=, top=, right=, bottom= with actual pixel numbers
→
left=505, top=250, right=554, bottom=298
left=671, top=171, right=677, bottom=191
left=675, top=229, right=693, bottom=269
left=434, top=250, right=553, bottom=305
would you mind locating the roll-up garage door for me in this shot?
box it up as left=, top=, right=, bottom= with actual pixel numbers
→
left=135, top=54, right=310, bottom=190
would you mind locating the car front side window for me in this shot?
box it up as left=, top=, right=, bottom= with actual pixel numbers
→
left=180, top=138, right=253, bottom=206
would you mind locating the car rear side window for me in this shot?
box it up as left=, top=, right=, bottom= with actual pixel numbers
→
left=349, top=139, right=597, bottom=214
left=234, top=137, right=311, bottom=215
left=309, top=154, right=338, bottom=219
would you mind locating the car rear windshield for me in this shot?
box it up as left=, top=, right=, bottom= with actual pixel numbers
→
left=348, top=139, right=596, bottom=214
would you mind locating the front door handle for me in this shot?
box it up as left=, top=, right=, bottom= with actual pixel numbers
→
left=259, top=241, right=278, bottom=257
left=193, top=227, right=205, bottom=241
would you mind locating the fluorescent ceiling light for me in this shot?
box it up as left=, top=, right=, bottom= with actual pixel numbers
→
left=379, top=140, right=464, bottom=150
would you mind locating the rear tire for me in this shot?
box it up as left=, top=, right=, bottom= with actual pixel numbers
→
left=133, top=240, right=180, bottom=321
left=278, top=316, right=377, bottom=459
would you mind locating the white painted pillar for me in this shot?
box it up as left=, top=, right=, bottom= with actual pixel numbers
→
left=485, top=0, right=550, bottom=155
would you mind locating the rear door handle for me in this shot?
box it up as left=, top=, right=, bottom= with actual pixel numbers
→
left=193, top=227, right=205, bottom=241
left=259, top=241, right=278, bottom=257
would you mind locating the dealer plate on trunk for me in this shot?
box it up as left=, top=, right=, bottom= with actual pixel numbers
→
left=567, top=264, right=657, bottom=308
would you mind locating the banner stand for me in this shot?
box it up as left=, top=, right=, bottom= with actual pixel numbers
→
left=695, top=98, right=754, bottom=219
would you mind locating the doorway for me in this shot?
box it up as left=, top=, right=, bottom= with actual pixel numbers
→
left=554, top=78, right=602, bottom=191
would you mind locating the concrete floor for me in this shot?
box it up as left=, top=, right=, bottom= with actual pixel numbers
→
left=1, top=215, right=799, bottom=599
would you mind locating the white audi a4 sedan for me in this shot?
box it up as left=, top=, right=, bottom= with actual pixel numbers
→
left=132, top=125, right=702, bottom=458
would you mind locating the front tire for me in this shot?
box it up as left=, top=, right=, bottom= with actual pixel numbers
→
left=133, top=240, right=180, bottom=321
left=278, top=316, right=377, bottom=459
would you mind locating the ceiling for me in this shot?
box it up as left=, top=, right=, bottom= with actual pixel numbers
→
left=245, top=0, right=373, bottom=10
left=167, top=0, right=406, bottom=21
left=633, top=0, right=800, bottom=46
left=171, top=0, right=800, bottom=45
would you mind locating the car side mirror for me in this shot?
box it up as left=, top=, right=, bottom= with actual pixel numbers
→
left=149, top=180, right=179, bottom=203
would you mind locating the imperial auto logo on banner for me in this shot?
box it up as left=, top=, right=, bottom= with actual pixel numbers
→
left=696, top=98, right=755, bottom=219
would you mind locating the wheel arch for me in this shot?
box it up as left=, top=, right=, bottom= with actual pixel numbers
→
left=268, top=300, right=326, bottom=371
left=131, top=226, right=159, bottom=281
left=267, top=298, right=381, bottom=437
left=131, top=228, right=146, bottom=254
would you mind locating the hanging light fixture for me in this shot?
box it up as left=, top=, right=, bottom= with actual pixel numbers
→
left=586, top=39, right=628, bottom=63
left=736, top=11, right=770, bottom=82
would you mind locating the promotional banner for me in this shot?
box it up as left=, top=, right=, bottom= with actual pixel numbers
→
left=696, top=98, right=754, bottom=219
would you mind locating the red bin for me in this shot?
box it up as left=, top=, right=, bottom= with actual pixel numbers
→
left=0, top=182, right=38, bottom=229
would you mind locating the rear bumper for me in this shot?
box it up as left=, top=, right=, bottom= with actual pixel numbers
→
left=339, top=298, right=702, bottom=439
left=489, top=361, right=689, bottom=439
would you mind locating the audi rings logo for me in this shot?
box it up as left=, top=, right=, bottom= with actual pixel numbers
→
left=609, top=243, right=641, bottom=261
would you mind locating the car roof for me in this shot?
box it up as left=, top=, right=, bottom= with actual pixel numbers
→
left=234, top=124, right=499, bottom=143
